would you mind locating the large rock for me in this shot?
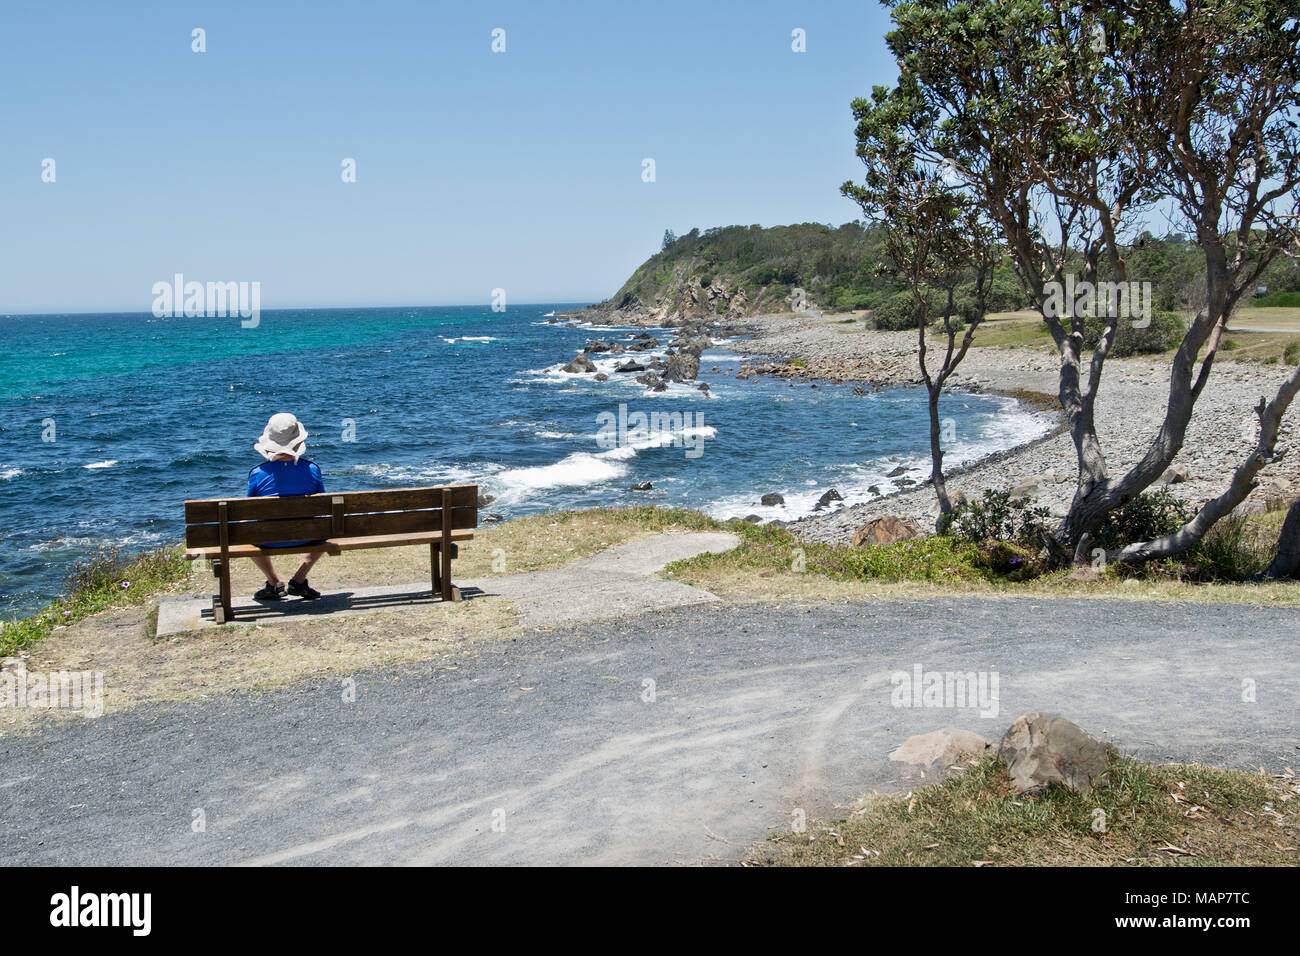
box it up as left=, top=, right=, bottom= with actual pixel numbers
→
left=890, top=728, right=995, bottom=774
left=662, top=352, right=701, bottom=382
left=851, top=515, right=925, bottom=547
left=998, top=712, right=1113, bottom=793
left=562, top=354, right=596, bottom=373
left=1159, top=464, right=1190, bottom=485
left=814, top=488, right=843, bottom=511
left=614, top=359, right=646, bottom=373
left=760, top=493, right=785, bottom=507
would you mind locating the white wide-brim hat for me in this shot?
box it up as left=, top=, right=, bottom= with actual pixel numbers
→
left=254, top=413, right=309, bottom=462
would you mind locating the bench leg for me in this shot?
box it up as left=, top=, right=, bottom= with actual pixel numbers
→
left=440, top=538, right=460, bottom=602
left=430, top=542, right=442, bottom=597
left=212, top=559, right=233, bottom=623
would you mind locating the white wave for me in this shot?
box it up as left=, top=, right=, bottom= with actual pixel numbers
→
left=491, top=452, right=630, bottom=500
left=0, top=467, right=21, bottom=480
left=534, top=430, right=578, bottom=439
left=341, top=462, right=502, bottom=485
left=443, top=335, right=499, bottom=344
left=706, top=396, right=1055, bottom=522
left=488, top=422, right=717, bottom=504
left=84, top=460, right=117, bottom=470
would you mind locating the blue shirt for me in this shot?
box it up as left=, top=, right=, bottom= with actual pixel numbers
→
left=247, top=459, right=325, bottom=547
left=248, top=458, right=325, bottom=498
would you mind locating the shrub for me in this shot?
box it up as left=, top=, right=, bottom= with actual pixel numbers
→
left=1093, top=489, right=1192, bottom=552
left=1082, top=310, right=1185, bottom=357
left=949, top=489, right=1052, bottom=545
left=1189, top=515, right=1271, bottom=581
left=1285, top=341, right=1300, bottom=365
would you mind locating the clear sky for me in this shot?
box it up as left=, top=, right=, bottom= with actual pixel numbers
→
left=0, top=0, right=897, bottom=313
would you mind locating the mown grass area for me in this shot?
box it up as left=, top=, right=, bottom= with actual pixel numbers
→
left=752, top=754, right=1299, bottom=866
left=1, top=545, right=191, bottom=658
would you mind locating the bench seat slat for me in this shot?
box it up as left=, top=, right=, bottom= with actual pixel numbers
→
left=184, top=529, right=475, bottom=561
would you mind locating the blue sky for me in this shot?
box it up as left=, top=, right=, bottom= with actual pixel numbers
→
left=0, top=1, right=897, bottom=313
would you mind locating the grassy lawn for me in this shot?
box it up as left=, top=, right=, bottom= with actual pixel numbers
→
left=751, top=754, right=1299, bottom=866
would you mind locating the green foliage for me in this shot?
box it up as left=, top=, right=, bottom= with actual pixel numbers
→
left=1094, top=489, right=1192, bottom=552
left=1082, top=310, right=1186, bottom=357
left=1, top=545, right=190, bottom=657
left=1189, top=515, right=1271, bottom=581
left=948, top=489, right=1051, bottom=545
left=1256, top=290, right=1300, bottom=307
left=1284, top=341, right=1300, bottom=365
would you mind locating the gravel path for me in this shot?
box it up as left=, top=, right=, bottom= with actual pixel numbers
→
left=2, top=597, right=1295, bottom=866
left=734, top=315, right=1300, bottom=543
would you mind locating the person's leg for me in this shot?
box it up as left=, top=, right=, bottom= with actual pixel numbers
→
left=290, top=551, right=324, bottom=584
left=249, top=553, right=281, bottom=585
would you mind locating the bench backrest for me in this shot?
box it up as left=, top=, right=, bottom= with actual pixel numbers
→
left=184, top=484, right=479, bottom=549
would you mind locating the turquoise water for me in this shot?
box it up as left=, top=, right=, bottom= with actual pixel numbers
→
left=0, top=305, right=1051, bottom=617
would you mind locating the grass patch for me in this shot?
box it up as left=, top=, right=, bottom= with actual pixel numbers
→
left=668, top=521, right=988, bottom=585
left=1, top=545, right=190, bottom=658
left=753, top=754, right=1299, bottom=866
left=662, top=511, right=1300, bottom=607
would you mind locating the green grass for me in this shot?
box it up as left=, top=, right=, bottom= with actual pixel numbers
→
left=669, top=520, right=991, bottom=583
left=754, top=754, right=1297, bottom=866
left=0, top=545, right=190, bottom=657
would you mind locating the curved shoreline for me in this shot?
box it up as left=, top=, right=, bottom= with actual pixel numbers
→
left=706, top=311, right=1300, bottom=543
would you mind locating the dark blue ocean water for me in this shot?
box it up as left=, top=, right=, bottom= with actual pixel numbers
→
left=0, top=305, right=1051, bottom=617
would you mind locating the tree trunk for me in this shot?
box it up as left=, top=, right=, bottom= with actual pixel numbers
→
left=1264, top=496, right=1300, bottom=579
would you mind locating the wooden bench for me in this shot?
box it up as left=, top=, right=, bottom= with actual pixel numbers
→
left=183, top=484, right=478, bottom=624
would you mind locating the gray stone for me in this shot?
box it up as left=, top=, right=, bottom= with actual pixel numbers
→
left=998, top=712, right=1113, bottom=793
left=890, top=728, right=995, bottom=773
left=760, top=493, right=785, bottom=507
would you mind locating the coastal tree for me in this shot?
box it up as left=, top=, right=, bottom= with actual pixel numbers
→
left=863, top=0, right=1300, bottom=568
left=842, top=85, right=1002, bottom=527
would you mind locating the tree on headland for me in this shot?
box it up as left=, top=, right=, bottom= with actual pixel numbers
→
left=858, top=0, right=1300, bottom=569
left=842, top=84, right=1002, bottom=527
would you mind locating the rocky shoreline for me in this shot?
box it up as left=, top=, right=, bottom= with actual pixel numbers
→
left=554, top=307, right=1300, bottom=545
left=734, top=313, right=1300, bottom=543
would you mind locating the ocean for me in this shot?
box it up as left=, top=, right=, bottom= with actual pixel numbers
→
left=0, top=305, right=1053, bottom=618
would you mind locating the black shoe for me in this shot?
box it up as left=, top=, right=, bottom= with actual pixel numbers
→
left=287, top=578, right=321, bottom=600
left=254, top=581, right=286, bottom=601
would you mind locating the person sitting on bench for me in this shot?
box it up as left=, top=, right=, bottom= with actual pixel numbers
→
left=247, top=413, right=326, bottom=602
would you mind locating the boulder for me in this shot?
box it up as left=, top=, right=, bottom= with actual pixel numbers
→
left=760, top=493, right=785, bottom=507
left=562, top=354, right=596, bottom=373
left=949, top=490, right=968, bottom=510
left=614, top=359, right=646, bottom=373
left=1159, top=464, right=1189, bottom=485
left=593, top=373, right=608, bottom=382
left=662, top=352, right=701, bottom=382
left=476, top=492, right=496, bottom=508
left=887, top=466, right=908, bottom=478
left=814, top=488, right=843, bottom=511
left=636, top=372, right=667, bottom=392
left=851, top=515, right=925, bottom=547
left=890, top=728, right=995, bottom=773
left=743, top=514, right=762, bottom=523
left=998, top=712, right=1113, bottom=793
left=627, top=336, right=660, bottom=352
left=583, top=340, right=613, bottom=353
left=628, top=482, right=653, bottom=491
